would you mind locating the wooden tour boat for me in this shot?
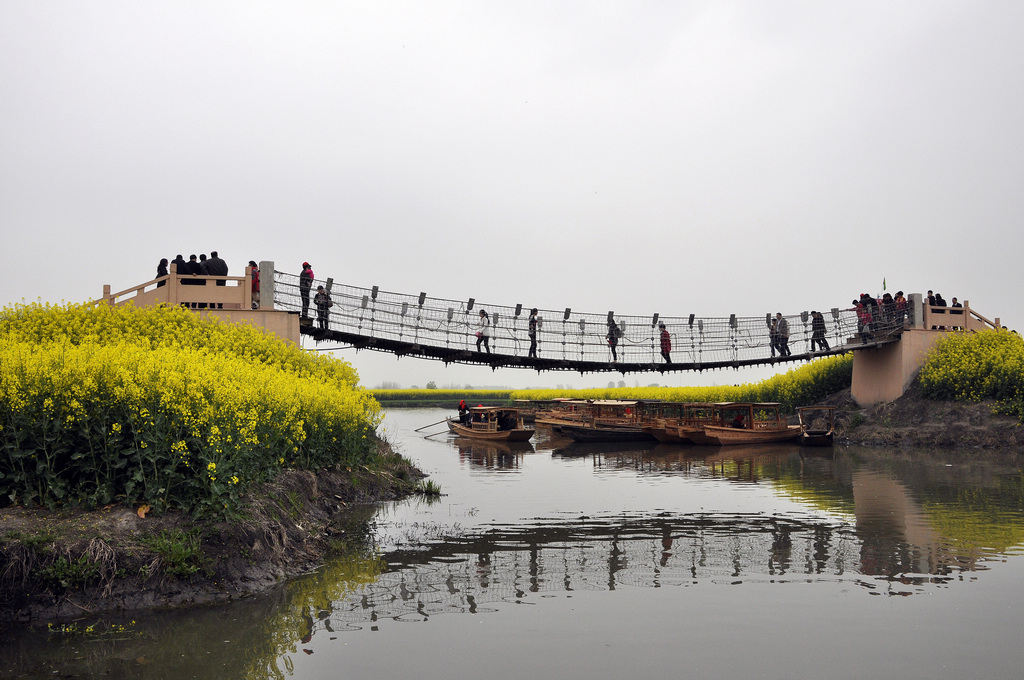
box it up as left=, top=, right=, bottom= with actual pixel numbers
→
left=447, top=406, right=535, bottom=442
left=797, top=405, right=836, bottom=446
left=699, top=403, right=801, bottom=446
left=551, top=400, right=657, bottom=443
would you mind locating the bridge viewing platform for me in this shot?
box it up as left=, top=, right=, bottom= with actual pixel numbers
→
left=100, top=260, right=1001, bottom=405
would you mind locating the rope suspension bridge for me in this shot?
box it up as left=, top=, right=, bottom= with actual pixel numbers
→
left=269, top=268, right=901, bottom=374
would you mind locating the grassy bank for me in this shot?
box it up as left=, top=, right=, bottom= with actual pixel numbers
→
left=1, top=302, right=425, bottom=622
left=0, top=302, right=390, bottom=517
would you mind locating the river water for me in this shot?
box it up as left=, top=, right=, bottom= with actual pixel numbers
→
left=3, top=408, right=1024, bottom=679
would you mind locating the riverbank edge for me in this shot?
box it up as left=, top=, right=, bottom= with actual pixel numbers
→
left=4, top=388, right=1021, bottom=627
left=0, top=437, right=425, bottom=627
left=824, top=384, right=1023, bottom=448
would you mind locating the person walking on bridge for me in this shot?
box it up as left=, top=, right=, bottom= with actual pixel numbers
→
left=528, top=308, right=539, bottom=358
left=775, top=313, right=791, bottom=357
left=299, top=262, right=314, bottom=319
left=659, top=322, right=672, bottom=364
left=810, top=311, right=829, bottom=352
left=476, top=309, right=491, bottom=353
left=607, top=315, right=621, bottom=363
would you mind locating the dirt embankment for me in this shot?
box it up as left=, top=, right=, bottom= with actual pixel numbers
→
left=821, top=384, right=1024, bottom=448
left=0, top=442, right=423, bottom=627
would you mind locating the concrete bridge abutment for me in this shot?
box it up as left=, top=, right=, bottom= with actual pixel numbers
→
left=851, top=328, right=946, bottom=407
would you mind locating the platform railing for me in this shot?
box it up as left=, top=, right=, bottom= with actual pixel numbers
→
left=100, top=264, right=254, bottom=310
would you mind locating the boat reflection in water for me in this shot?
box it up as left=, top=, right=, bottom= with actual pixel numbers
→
left=455, top=439, right=534, bottom=470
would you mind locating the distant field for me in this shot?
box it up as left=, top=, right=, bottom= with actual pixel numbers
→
left=371, top=389, right=515, bottom=408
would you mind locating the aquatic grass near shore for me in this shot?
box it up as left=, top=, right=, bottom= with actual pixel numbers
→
left=0, top=302, right=383, bottom=517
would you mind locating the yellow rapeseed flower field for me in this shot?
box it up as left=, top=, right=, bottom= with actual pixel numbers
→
left=919, top=328, right=1024, bottom=419
left=0, top=302, right=381, bottom=516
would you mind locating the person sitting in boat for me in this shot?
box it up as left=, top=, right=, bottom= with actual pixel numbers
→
left=731, top=414, right=746, bottom=429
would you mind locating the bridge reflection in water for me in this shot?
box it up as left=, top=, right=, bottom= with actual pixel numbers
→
left=280, top=445, right=1019, bottom=636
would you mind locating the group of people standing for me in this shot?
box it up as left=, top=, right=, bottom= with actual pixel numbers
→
left=852, top=290, right=910, bottom=341
left=157, top=252, right=235, bottom=309
left=926, top=290, right=963, bottom=330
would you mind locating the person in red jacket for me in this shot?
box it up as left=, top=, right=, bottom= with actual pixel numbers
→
left=248, top=260, right=260, bottom=309
left=659, top=322, right=671, bottom=364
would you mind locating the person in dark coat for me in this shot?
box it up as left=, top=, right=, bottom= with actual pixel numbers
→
left=811, top=311, right=830, bottom=351
left=528, top=308, right=539, bottom=358
left=299, top=262, right=314, bottom=318
left=170, top=255, right=188, bottom=304
left=156, top=258, right=168, bottom=287
left=313, top=285, right=332, bottom=329
left=206, top=251, right=228, bottom=284
left=607, top=315, right=621, bottom=362
left=205, top=251, right=229, bottom=308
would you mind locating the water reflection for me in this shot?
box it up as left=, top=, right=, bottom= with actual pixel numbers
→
left=4, top=413, right=1024, bottom=680
left=271, top=443, right=1024, bottom=651
left=455, top=439, right=534, bottom=470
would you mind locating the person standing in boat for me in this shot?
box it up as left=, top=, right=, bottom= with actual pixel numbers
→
left=476, top=309, right=491, bottom=353
left=607, top=315, right=621, bottom=362
left=528, top=308, right=539, bottom=358
left=458, top=399, right=470, bottom=424
left=659, top=322, right=671, bottom=364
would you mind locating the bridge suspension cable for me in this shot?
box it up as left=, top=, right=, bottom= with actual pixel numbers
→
left=271, top=270, right=899, bottom=372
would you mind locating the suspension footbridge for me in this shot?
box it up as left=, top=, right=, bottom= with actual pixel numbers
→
left=100, top=261, right=1000, bottom=384
left=268, top=268, right=895, bottom=374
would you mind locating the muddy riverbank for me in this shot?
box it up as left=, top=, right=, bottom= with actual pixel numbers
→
left=0, top=441, right=423, bottom=627
left=827, top=385, right=1024, bottom=448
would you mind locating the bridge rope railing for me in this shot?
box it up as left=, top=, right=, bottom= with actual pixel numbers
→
left=271, top=271, right=900, bottom=367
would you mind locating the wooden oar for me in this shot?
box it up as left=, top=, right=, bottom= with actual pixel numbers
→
left=415, top=417, right=451, bottom=432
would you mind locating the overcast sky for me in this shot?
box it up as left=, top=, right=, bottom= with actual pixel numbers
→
left=2, top=1, right=1021, bottom=389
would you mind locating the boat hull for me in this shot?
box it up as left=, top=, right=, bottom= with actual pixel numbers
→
left=701, top=424, right=802, bottom=446
left=447, top=419, right=535, bottom=442
left=799, top=431, right=835, bottom=446
left=560, top=424, right=656, bottom=443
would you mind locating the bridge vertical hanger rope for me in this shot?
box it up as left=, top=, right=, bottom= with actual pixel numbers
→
left=270, top=268, right=902, bottom=372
